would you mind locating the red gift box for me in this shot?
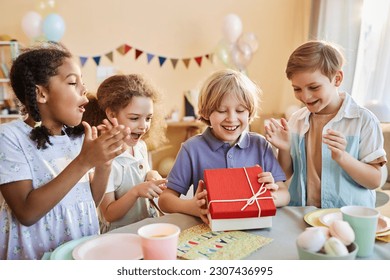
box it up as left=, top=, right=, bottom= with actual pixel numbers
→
left=204, top=166, right=276, bottom=231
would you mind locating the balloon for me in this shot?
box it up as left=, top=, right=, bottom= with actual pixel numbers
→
left=213, top=39, right=234, bottom=67
left=42, top=13, right=65, bottom=42
left=238, top=32, right=259, bottom=53
left=237, top=41, right=252, bottom=57
left=222, top=14, right=243, bottom=43
left=35, top=0, right=56, bottom=17
left=231, top=45, right=252, bottom=71
left=21, top=11, right=42, bottom=39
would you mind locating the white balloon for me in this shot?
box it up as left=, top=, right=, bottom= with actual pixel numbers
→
left=222, top=14, right=243, bottom=43
left=231, top=45, right=252, bottom=71
left=21, top=11, right=42, bottom=39
left=238, top=41, right=252, bottom=57
left=238, top=32, right=259, bottom=53
left=214, top=39, right=234, bottom=67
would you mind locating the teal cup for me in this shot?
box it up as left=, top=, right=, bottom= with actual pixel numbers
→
left=340, top=206, right=379, bottom=258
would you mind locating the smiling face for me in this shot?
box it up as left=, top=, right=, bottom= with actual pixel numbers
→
left=108, top=96, right=153, bottom=147
left=291, top=69, right=343, bottom=115
left=38, top=58, right=88, bottom=134
left=207, top=93, right=250, bottom=145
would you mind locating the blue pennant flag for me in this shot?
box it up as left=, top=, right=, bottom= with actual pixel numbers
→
left=158, top=56, right=167, bottom=67
left=93, top=56, right=101, bottom=66
left=147, top=53, right=155, bottom=64
left=79, top=56, right=88, bottom=67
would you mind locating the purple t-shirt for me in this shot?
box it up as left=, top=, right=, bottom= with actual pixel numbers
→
left=166, top=127, right=286, bottom=195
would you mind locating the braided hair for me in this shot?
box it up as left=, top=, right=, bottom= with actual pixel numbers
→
left=9, top=42, right=81, bottom=149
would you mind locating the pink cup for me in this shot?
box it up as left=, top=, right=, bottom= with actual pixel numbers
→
left=137, top=223, right=180, bottom=260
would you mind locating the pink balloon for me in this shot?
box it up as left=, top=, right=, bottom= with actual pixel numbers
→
left=222, top=14, right=243, bottom=43
left=21, top=11, right=42, bottom=39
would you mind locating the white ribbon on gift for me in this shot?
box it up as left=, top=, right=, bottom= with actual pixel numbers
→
left=207, top=167, right=273, bottom=218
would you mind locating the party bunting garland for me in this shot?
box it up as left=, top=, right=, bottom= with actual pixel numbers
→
left=78, top=43, right=214, bottom=69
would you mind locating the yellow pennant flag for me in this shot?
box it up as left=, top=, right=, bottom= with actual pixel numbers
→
left=182, top=58, right=191, bottom=69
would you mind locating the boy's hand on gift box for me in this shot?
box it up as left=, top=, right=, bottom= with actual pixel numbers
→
left=258, top=171, right=279, bottom=200
left=194, top=180, right=209, bottom=225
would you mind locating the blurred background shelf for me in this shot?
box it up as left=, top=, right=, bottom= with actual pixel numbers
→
left=149, top=120, right=206, bottom=177
left=1, top=41, right=19, bottom=117
left=0, top=114, right=22, bottom=124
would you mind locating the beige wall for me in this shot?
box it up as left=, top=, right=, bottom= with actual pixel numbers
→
left=0, top=0, right=310, bottom=118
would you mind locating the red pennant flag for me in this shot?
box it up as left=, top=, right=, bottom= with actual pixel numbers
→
left=116, top=44, right=132, bottom=55
left=135, top=49, right=143, bottom=60
left=125, top=44, right=132, bottom=54
left=182, top=58, right=191, bottom=69
left=194, top=56, right=202, bottom=67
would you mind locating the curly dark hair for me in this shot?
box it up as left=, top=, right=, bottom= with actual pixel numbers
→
left=9, top=42, right=81, bottom=149
left=80, top=93, right=106, bottom=127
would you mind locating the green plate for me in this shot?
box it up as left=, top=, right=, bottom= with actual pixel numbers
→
left=50, top=235, right=96, bottom=260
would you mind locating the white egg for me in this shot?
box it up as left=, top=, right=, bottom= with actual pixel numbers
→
left=305, top=226, right=331, bottom=239
left=329, top=220, right=355, bottom=245
left=297, top=227, right=327, bottom=252
left=324, top=237, right=349, bottom=256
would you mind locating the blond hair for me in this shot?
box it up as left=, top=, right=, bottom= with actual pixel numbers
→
left=286, top=40, right=345, bottom=81
left=198, top=69, right=262, bottom=126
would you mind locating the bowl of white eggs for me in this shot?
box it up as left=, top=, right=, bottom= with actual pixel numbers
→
left=296, top=220, right=358, bottom=260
